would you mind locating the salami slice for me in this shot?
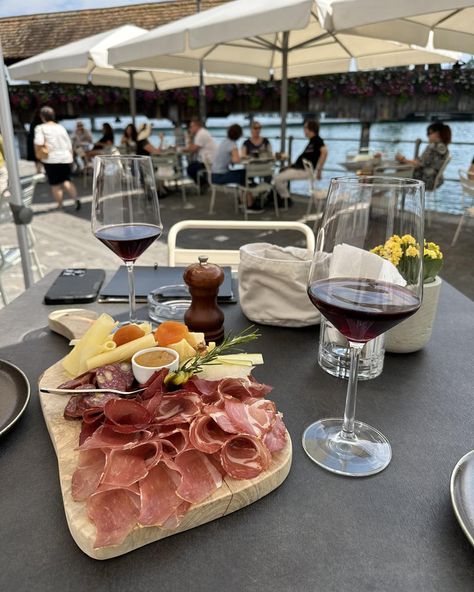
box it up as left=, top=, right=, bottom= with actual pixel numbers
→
left=96, top=363, right=134, bottom=392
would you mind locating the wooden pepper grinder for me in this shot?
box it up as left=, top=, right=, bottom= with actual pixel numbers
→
left=183, top=256, right=225, bottom=343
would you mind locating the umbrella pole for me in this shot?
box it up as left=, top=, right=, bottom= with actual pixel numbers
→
left=129, top=71, right=136, bottom=127
left=0, top=42, right=34, bottom=289
left=196, top=1, right=206, bottom=122
left=279, top=32, right=289, bottom=156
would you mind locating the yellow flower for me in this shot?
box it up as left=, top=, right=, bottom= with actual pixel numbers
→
left=371, top=246, right=383, bottom=255
left=406, top=246, right=420, bottom=257
left=401, top=234, right=417, bottom=246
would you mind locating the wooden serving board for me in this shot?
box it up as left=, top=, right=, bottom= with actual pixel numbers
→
left=39, top=311, right=292, bottom=560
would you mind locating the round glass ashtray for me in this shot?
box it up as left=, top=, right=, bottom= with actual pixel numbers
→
left=148, top=285, right=191, bottom=324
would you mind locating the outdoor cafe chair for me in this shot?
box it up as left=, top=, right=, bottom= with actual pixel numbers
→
left=167, top=219, right=315, bottom=269
left=241, top=159, right=279, bottom=219
left=302, top=159, right=326, bottom=228
left=451, top=169, right=474, bottom=247
left=204, top=159, right=242, bottom=218
left=0, top=174, right=45, bottom=304
left=151, top=153, right=190, bottom=207
left=426, top=155, right=451, bottom=227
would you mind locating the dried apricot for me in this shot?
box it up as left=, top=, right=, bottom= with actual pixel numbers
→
left=113, top=324, right=145, bottom=346
left=154, top=321, right=189, bottom=346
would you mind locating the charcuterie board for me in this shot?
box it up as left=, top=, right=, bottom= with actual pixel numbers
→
left=39, top=311, right=292, bottom=560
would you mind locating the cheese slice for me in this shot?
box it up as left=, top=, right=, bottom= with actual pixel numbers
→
left=216, top=353, right=264, bottom=365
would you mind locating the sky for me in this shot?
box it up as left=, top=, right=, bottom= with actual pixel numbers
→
left=0, top=0, right=167, bottom=18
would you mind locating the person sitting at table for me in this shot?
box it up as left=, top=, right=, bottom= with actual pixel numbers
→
left=274, top=120, right=327, bottom=205
left=184, top=117, right=217, bottom=190
left=467, top=156, right=474, bottom=181
left=396, top=122, right=451, bottom=191
left=71, top=121, right=93, bottom=171
left=85, top=123, right=114, bottom=161
left=211, top=124, right=246, bottom=187
left=241, top=121, right=272, bottom=159
left=136, top=124, right=164, bottom=156
left=120, top=124, right=138, bottom=154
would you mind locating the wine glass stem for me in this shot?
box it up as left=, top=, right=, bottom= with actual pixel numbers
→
left=341, top=342, right=364, bottom=440
left=126, top=261, right=137, bottom=324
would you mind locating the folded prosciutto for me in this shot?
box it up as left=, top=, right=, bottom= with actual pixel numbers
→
left=65, top=371, right=287, bottom=548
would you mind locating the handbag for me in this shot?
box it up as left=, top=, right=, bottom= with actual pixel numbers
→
left=238, top=243, right=320, bottom=327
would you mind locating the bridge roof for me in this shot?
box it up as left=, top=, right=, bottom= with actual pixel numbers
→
left=1, top=0, right=227, bottom=64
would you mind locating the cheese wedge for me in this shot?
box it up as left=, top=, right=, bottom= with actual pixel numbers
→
left=86, top=333, right=156, bottom=371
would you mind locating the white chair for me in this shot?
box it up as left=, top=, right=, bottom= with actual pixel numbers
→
left=151, top=153, right=191, bottom=207
left=451, top=169, right=474, bottom=247
left=241, top=159, right=278, bottom=219
left=167, top=219, right=315, bottom=269
left=302, top=159, right=326, bottom=229
left=205, top=159, right=241, bottom=217
left=0, top=174, right=45, bottom=304
left=426, top=155, right=451, bottom=227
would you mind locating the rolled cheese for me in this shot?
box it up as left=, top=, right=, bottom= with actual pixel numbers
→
left=86, top=333, right=156, bottom=371
left=62, top=313, right=117, bottom=376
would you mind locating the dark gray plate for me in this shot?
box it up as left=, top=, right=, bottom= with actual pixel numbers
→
left=0, top=360, right=30, bottom=436
left=450, top=450, right=474, bottom=547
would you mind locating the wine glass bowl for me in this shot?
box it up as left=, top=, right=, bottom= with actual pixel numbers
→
left=92, top=155, right=162, bottom=324
left=303, top=176, right=424, bottom=477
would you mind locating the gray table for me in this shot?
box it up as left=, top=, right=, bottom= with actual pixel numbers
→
left=0, top=273, right=473, bottom=592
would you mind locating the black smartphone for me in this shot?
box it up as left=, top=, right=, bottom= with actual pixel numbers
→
left=44, top=269, right=105, bottom=304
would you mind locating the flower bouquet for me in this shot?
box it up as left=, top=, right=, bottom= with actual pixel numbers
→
left=371, top=235, right=444, bottom=353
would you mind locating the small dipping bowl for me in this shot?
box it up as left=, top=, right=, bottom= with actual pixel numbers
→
left=132, top=346, right=179, bottom=384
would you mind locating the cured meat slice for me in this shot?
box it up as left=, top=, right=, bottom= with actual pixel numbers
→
left=204, top=404, right=239, bottom=434
left=101, top=443, right=160, bottom=488
left=156, top=427, right=190, bottom=456
left=87, top=488, right=140, bottom=549
left=223, top=397, right=275, bottom=437
left=220, top=434, right=271, bottom=480
left=174, top=449, right=223, bottom=504
left=71, top=449, right=106, bottom=502
left=58, top=370, right=97, bottom=390
left=138, top=462, right=183, bottom=526
left=217, top=376, right=273, bottom=401
left=63, top=391, right=119, bottom=420
left=103, top=398, right=152, bottom=433
left=161, top=500, right=191, bottom=530
left=154, top=393, right=201, bottom=424
left=263, top=413, right=287, bottom=453
left=187, top=376, right=221, bottom=404
left=189, top=415, right=231, bottom=454
left=95, top=362, right=134, bottom=391
left=79, top=417, right=102, bottom=446
left=78, top=425, right=144, bottom=450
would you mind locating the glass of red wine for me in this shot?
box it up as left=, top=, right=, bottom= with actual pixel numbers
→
left=92, top=155, right=162, bottom=325
left=304, top=176, right=424, bottom=477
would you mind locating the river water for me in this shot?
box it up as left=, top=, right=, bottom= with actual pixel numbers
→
left=61, top=115, right=474, bottom=214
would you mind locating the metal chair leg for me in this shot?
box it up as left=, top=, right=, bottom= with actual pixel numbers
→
left=306, top=192, right=314, bottom=217
left=0, top=278, right=8, bottom=306
left=451, top=214, right=466, bottom=247
left=273, top=188, right=279, bottom=218
left=208, top=186, right=217, bottom=214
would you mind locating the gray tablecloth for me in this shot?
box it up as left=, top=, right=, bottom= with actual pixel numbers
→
left=0, top=273, right=473, bottom=591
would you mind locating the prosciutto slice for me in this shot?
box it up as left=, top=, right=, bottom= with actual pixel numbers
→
left=224, top=397, right=275, bottom=438
left=71, top=449, right=106, bottom=502
left=217, top=376, right=273, bottom=401
left=104, top=398, right=152, bottom=433
left=174, top=449, right=223, bottom=504
left=101, top=443, right=160, bottom=488
left=189, top=415, right=231, bottom=454
left=154, top=393, right=201, bottom=425
left=87, top=487, right=140, bottom=549
left=263, top=413, right=287, bottom=453
left=138, top=462, right=183, bottom=526
left=78, top=425, right=145, bottom=450
left=220, top=434, right=272, bottom=480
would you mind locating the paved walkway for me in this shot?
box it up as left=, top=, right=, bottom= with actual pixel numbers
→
left=1, top=165, right=473, bottom=309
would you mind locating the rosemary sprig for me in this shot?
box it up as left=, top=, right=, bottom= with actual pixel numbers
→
left=164, top=326, right=260, bottom=386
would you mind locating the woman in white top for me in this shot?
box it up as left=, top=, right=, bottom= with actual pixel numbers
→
left=34, top=107, right=79, bottom=210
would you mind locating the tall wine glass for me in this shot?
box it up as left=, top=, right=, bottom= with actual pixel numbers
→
left=92, top=155, right=162, bottom=325
left=304, top=176, right=424, bottom=477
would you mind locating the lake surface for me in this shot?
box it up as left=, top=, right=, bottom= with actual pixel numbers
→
left=61, top=115, right=474, bottom=214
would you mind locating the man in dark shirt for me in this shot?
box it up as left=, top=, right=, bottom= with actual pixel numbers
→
left=274, top=120, right=328, bottom=202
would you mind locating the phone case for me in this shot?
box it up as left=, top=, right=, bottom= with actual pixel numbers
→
left=44, top=269, right=106, bottom=304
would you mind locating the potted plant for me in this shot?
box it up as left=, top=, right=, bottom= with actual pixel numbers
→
left=371, top=235, right=443, bottom=353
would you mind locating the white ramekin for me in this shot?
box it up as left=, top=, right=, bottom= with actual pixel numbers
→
left=131, top=346, right=179, bottom=384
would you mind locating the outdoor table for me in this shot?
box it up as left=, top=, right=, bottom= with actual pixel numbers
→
left=0, top=272, right=473, bottom=591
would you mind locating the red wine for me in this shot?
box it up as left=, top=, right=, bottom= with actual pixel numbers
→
left=308, top=278, right=420, bottom=343
left=95, top=224, right=162, bottom=262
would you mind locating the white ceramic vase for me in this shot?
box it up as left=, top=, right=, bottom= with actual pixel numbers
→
left=385, top=276, right=442, bottom=354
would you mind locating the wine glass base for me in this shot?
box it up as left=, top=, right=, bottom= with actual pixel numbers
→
left=302, top=418, right=391, bottom=477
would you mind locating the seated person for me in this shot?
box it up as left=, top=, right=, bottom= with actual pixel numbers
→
left=274, top=120, right=328, bottom=203
left=396, top=122, right=451, bottom=191
left=184, top=117, right=217, bottom=188
left=242, top=121, right=272, bottom=159
left=468, top=157, right=474, bottom=181
left=136, top=124, right=164, bottom=155
left=120, top=124, right=138, bottom=153
left=211, top=124, right=245, bottom=186
left=72, top=121, right=93, bottom=170
left=85, top=123, right=114, bottom=161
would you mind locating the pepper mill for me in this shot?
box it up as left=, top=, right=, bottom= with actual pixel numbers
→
left=183, top=256, right=225, bottom=343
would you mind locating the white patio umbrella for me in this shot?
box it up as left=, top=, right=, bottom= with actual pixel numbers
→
left=8, top=25, right=257, bottom=124
left=109, top=0, right=458, bottom=152
left=320, top=0, right=474, bottom=54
